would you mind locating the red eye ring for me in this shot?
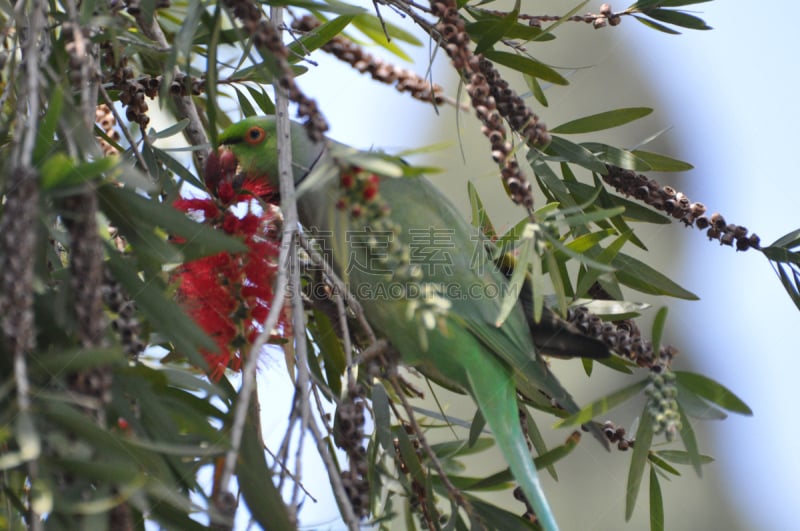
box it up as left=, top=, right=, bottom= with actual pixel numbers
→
left=244, top=126, right=266, bottom=145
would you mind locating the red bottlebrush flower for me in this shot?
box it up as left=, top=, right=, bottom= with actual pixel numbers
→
left=362, top=184, right=378, bottom=201
left=172, top=179, right=287, bottom=381
left=340, top=172, right=355, bottom=189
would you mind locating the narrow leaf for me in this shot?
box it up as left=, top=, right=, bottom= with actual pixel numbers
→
left=556, top=379, right=648, bottom=427
left=551, top=108, right=653, bottom=134
left=613, top=253, right=699, bottom=300
left=372, top=382, right=394, bottom=452
left=548, top=136, right=608, bottom=174
left=649, top=466, right=665, bottom=531
left=676, top=403, right=703, bottom=476
left=631, top=150, right=694, bottom=171
left=651, top=306, right=668, bottom=354
left=474, top=1, right=519, bottom=54
left=483, top=51, right=568, bottom=85
left=625, top=409, right=654, bottom=520
left=674, top=371, right=752, bottom=415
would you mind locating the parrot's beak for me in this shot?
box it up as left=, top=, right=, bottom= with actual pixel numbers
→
left=204, top=147, right=239, bottom=194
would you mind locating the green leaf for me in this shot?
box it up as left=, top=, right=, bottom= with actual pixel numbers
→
left=674, top=371, right=753, bottom=415
left=625, top=408, right=654, bottom=521
left=649, top=466, right=665, bottom=531
left=560, top=206, right=626, bottom=228
left=632, top=0, right=712, bottom=7
left=613, top=252, right=699, bottom=300
left=266, top=0, right=365, bottom=14
left=152, top=146, right=206, bottom=191
left=234, top=86, right=258, bottom=118
left=577, top=298, right=649, bottom=320
left=601, top=189, right=672, bottom=224
left=308, top=309, right=346, bottom=397
left=33, top=85, right=63, bottom=164
left=648, top=453, right=681, bottom=476
left=574, top=231, right=630, bottom=297
left=468, top=408, right=486, bottom=448
left=772, top=262, right=800, bottom=311
left=644, top=8, right=712, bottom=30
left=431, top=438, right=494, bottom=459
left=467, top=181, right=496, bottom=239
left=152, top=119, right=189, bottom=139
left=238, top=402, right=294, bottom=531
left=535, top=0, right=590, bottom=41
left=522, top=408, right=557, bottom=479
left=581, top=142, right=652, bottom=171
left=565, top=229, right=616, bottom=254
left=675, top=383, right=727, bottom=420
left=633, top=15, right=682, bottom=34
left=676, top=403, right=703, bottom=476
left=41, top=155, right=117, bottom=190
left=466, top=18, right=552, bottom=44
left=483, top=51, right=568, bottom=85
left=769, top=227, right=800, bottom=248
left=31, top=347, right=122, bottom=376
left=205, top=3, right=222, bottom=147
left=105, top=248, right=215, bottom=368
left=763, top=245, right=800, bottom=265
left=651, top=306, right=668, bottom=354
left=287, top=15, right=355, bottom=60
left=657, top=450, right=714, bottom=466
left=556, top=379, right=648, bottom=427
left=547, top=136, right=608, bottom=174
left=532, top=431, right=579, bottom=469
left=246, top=85, right=275, bottom=115
left=551, top=108, right=653, bottom=134
left=351, top=14, right=414, bottom=61
left=526, top=74, right=549, bottom=106
left=496, top=229, right=535, bottom=326
left=466, top=496, right=536, bottom=530
left=474, top=1, right=519, bottom=54
left=631, top=150, right=694, bottom=171
left=372, top=382, right=394, bottom=452
left=99, top=185, right=247, bottom=261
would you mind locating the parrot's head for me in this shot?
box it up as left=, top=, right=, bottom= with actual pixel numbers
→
left=207, top=116, right=326, bottom=198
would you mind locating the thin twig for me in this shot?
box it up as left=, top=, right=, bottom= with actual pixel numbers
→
left=130, top=8, right=209, bottom=169
left=263, top=444, right=318, bottom=503
left=269, top=7, right=312, bottom=520
left=216, top=217, right=293, bottom=508
left=307, top=408, right=361, bottom=530
left=371, top=0, right=390, bottom=42
left=297, top=232, right=377, bottom=344
left=387, top=373, right=476, bottom=521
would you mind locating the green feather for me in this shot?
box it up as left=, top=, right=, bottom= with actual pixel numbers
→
left=219, top=116, right=609, bottom=531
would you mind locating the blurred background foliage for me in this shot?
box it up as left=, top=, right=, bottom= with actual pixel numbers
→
left=0, top=0, right=794, bottom=529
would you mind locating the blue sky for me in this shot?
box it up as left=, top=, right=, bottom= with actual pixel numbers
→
left=626, top=2, right=800, bottom=530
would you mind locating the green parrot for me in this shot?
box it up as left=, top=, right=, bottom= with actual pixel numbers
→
left=214, top=116, right=610, bottom=531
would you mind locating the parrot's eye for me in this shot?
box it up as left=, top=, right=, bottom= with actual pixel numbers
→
left=244, top=126, right=266, bottom=145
